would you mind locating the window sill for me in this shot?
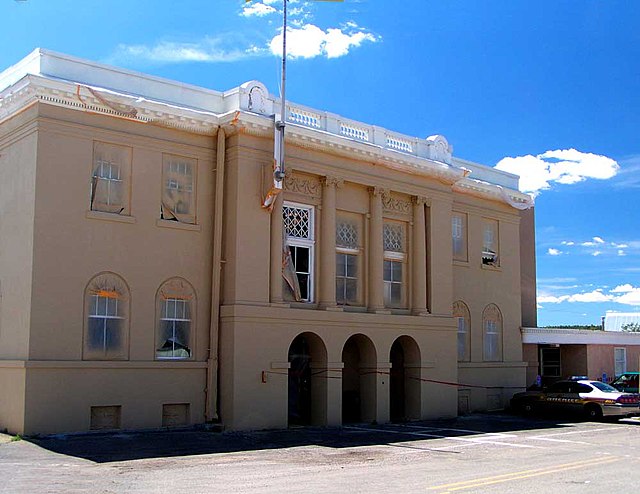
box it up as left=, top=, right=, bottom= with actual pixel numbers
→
left=86, top=210, right=136, bottom=224
left=481, top=263, right=502, bottom=272
left=289, top=302, right=318, bottom=310
left=341, top=305, right=367, bottom=313
left=453, top=259, right=469, bottom=267
left=156, top=219, right=201, bottom=232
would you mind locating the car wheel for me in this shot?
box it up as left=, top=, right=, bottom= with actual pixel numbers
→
left=584, top=404, right=603, bottom=420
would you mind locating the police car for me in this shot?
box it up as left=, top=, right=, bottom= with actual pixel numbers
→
left=511, top=379, right=640, bottom=419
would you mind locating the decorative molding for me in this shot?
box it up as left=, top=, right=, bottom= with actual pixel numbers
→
left=320, top=175, right=344, bottom=188
left=0, top=55, right=530, bottom=211
left=411, top=195, right=430, bottom=207
left=284, top=173, right=321, bottom=198
left=368, top=186, right=386, bottom=198
left=382, top=191, right=411, bottom=215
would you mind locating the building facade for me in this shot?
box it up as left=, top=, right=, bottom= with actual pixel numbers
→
left=0, top=49, right=533, bottom=435
left=523, top=328, right=640, bottom=387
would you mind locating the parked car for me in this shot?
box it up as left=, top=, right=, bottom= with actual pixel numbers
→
left=611, top=372, right=639, bottom=393
left=511, top=379, right=640, bottom=419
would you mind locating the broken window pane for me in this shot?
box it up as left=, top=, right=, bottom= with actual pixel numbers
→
left=156, top=279, right=195, bottom=360
left=91, top=142, right=131, bottom=215
left=84, top=273, right=129, bottom=361
left=161, top=154, right=197, bottom=224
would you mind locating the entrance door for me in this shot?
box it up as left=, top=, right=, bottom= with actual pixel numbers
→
left=288, top=335, right=312, bottom=426
left=390, top=340, right=405, bottom=422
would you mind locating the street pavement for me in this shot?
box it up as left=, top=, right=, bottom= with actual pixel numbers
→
left=1, top=413, right=639, bottom=493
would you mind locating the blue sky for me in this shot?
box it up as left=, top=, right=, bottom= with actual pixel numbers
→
left=4, top=0, right=640, bottom=326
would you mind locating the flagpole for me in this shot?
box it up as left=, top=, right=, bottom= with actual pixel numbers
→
left=274, top=0, right=287, bottom=183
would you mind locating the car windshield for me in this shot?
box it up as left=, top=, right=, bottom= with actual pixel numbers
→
left=590, top=381, right=619, bottom=393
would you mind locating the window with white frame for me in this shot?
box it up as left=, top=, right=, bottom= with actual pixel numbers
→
left=84, top=272, right=129, bottom=360
left=383, top=221, right=407, bottom=308
left=614, top=347, right=627, bottom=377
left=482, top=304, right=502, bottom=361
left=336, top=214, right=362, bottom=306
left=161, top=154, right=196, bottom=224
left=453, top=300, right=471, bottom=361
left=283, top=203, right=315, bottom=302
left=452, top=212, right=467, bottom=261
left=482, top=219, right=499, bottom=266
left=91, top=142, right=131, bottom=215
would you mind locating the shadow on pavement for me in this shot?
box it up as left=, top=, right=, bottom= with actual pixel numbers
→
left=28, top=412, right=594, bottom=463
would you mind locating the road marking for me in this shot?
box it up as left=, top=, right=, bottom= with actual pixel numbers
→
left=528, top=436, right=590, bottom=444
left=427, top=456, right=618, bottom=492
left=400, top=424, right=518, bottom=438
left=531, top=427, right=609, bottom=438
left=344, top=426, right=541, bottom=449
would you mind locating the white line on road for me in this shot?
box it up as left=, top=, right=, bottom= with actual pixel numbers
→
left=345, top=426, right=542, bottom=449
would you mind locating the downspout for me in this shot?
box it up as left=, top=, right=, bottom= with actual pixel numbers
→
left=206, top=127, right=226, bottom=422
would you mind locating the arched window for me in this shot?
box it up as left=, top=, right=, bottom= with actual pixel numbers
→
left=84, top=272, right=130, bottom=360
left=482, top=304, right=502, bottom=361
left=156, top=278, right=195, bottom=359
left=453, top=300, right=471, bottom=362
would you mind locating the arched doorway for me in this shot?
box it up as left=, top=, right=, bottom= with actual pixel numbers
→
left=342, top=334, right=377, bottom=423
left=288, top=332, right=327, bottom=426
left=390, top=336, right=421, bottom=422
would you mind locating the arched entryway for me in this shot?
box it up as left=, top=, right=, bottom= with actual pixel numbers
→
left=390, top=336, right=421, bottom=422
left=342, top=334, right=377, bottom=424
left=288, top=332, right=328, bottom=426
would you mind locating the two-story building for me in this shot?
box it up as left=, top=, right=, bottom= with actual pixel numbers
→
left=0, top=49, right=535, bottom=435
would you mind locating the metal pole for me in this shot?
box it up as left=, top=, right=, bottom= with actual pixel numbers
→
left=275, top=0, right=287, bottom=182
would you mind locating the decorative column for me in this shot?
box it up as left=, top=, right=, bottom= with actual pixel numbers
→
left=270, top=192, right=284, bottom=304
left=412, top=196, right=429, bottom=315
left=368, top=187, right=385, bottom=312
left=319, top=176, right=342, bottom=309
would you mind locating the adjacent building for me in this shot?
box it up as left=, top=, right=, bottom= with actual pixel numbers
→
left=0, top=49, right=534, bottom=435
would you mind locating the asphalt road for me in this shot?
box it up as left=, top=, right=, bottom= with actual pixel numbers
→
left=2, top=413, right=639, bottom=493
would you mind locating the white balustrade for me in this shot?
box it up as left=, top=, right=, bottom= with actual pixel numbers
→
left=385, top=134, right=414, bottom=154
left=340, top=121, right=370, bottom=142
left=288, top=105, right=322, bottom=128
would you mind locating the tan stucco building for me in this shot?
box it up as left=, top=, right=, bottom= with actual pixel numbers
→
left=0, top=49, right=535, bottom=435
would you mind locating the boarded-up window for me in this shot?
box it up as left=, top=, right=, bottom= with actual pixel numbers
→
left=482, top=218, right=499, bottom=266
left=452, top=212, right=467, bottom=261
left=156, top=278, right=195, bottom=359
left=91, top=142, right=131, bottom=214
left=615, top=348, right=627, bottom=377
left=84, top=273, right=130, bottom=360
left=90, top=405, right=121, bottom=430
left=162, top=403, right=190, bottom=427
left=483, top=304, right=503, bottom=362
left=161, top=154, right=197, bottom=224
left=453, top=300, right=471, bottom=362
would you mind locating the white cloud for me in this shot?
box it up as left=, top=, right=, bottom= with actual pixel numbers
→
left=581, top=241, right=596, bottom=246
left=241, top=2, right=277, bottom=17
left=494, top=148, right=619, bottom=195
left=611, top=284, right=634, bottom=293
left=547, top=248, right=562, bottom=256
left=538, top=294, right=566, bottom=304
left=567, top=290, right=612, bottom=303
left=269, top=23, right=378, bottom=59
left=111, top=39, right=259, bottom=64
left=618, top=250, right=626, bottom=256
left=592, top=251, right=602, bottom=256
left=561, top=241, right=575, bottom=246
left=617, top=288, right=640, bottom=306
left=593, top=236, right=605, bottom=244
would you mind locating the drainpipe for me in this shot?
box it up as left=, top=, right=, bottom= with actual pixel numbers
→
left=206, top=127, right=226, bottom=422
